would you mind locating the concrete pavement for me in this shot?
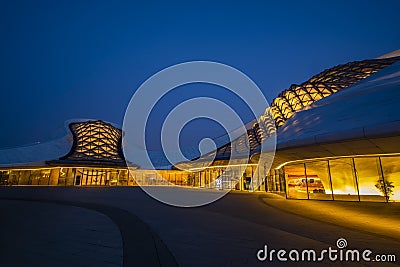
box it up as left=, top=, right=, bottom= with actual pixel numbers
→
left=0, top=187, right=399, bottom=267
left=0, top=200, right=122, bottom=267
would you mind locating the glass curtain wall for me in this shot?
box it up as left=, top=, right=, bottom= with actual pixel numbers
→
left=329, top=158, right=359, bottom=201
left=3, top=155, right=398, bottom=199
left=283, top=155, right=400, bottom=202
left=354, top=157, right=386, bottom=202
left=285, top=163, right=307, bottom=199
left=380, top=156, right=400, bottom=201
left=265, top=169, right=286, bottom=195
left=306, top=161, right=333, bottom=200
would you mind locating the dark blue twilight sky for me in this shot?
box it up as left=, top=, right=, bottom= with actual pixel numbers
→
left=0, top=0, right=399, bottom=149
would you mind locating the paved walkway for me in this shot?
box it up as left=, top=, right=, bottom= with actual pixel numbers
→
left=260, top=193, right=400, bottom=241
left=0, top=200, right=122, bottom=267
left=0, top=187, right=399, bottom=267
left=0, top=196, right=178, bottom=267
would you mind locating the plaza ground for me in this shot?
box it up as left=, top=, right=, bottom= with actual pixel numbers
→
left=0, top=187, right=399, bottom=266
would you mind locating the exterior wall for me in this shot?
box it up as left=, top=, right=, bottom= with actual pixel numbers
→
left=2, top=153, right=398, bottom=202
left=282, top=154, right=400, bottom=202
left=0, top=168, right=133, bottom=187
left=129, top=165, right=262, bottom=191
left=49, top=168, right=59, bottom=185
left=0, top=164, right=265, bottom=192
left=265, top=168, right=286, bottom=196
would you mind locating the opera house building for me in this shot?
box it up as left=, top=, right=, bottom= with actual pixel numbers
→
left=1, top=53, right=400, bottom=203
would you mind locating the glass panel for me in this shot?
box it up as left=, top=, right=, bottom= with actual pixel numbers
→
left=7, top=171, right=18, bottom=185
left=118, top=170, right=128, bottom=186
left=306, top=161, right=333, bottom=200
left=329, top=158, right=358, bottom=201
left=285, top=163, right=307, bottom=199
left=137, top=170, right=145, bottom=185
left=176, top=173, right=184, bottom=186
left=87, top=169, right=94, bottom=185
left=74, top=168, right=83, bottom=186
left=162, top=172, right=168, bottom=186
left=206, top=170, right=213, bottom=189
left=65, top=168, right=75, bottom=186
left=161, top=171, right=170, bottom=186
left=58, top=168, right=67, bottom=185
left=30, top=170, right=41, bottom=185
left=240, top=166, right=253, bottom=191
left=0, top=171, right=9, bottom=185
left=83, top=169, right=90, bottom=185
left=39, top=169, right=51, bottom=185
left=279, top=168, right=286, bottom=194
left=354, top=157, right=386, bottom=202
left=49, top=169, right=60, bottom=185
left=266, top=170, right=274, bottom=192
left=92, top=169, right=100, bottom=185
left=380, top=156, right=400, bottom=202
left=127, top=172, right=136, bottom=186
left=19, top=170, right=31, bottom=185
left=216, top=169, right=237, bottom=190
left=109, top=170, right=119, bottom=186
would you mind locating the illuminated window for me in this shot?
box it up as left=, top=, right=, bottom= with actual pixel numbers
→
left=354, top=157, right=386, bottom=202
left=327, top=158, right=358, bottom=201
left=305, top=161, right=333, bottom=200
left=207, top=57, right=400, bottom=162
left=380, top=156, right=400, bottom=202
left=285, top=163, right=307, bottom=199
left=60, top=120, right=125, bottom=163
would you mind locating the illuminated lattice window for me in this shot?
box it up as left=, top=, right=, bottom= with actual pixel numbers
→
left=269, top=57, right=400, bottom=128
left=61, top=120, right=124, bottom=163
left=210, top=56, right=400, bottom=159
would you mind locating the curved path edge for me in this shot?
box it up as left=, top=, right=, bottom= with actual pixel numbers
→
left=0, top=197, right=179, bottom=267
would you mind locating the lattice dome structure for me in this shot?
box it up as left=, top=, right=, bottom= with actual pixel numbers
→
left=58, top=120, right=125, bottom=165
left=208, top=56, right=400, bottom=160
left=268, top=57, right=400, bottom=128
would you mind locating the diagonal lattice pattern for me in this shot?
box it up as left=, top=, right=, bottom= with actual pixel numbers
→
left=62, top=120, right=124, bottom=162
left=268, top=56, right=400, bottom=128
left=212, top=56, right=400, bottom=159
